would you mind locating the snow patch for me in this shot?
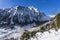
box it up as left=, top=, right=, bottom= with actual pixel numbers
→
left=30, top=29, right=60, bottom=40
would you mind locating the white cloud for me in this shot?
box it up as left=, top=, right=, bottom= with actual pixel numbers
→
left=48, top=15, right=56, bottom=18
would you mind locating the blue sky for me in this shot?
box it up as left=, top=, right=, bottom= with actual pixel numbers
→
left=0, top=0, right=60, bottom=15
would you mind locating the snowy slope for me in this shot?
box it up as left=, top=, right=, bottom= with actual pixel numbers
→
left=30, top=29, right=60, bottom=40
left=0, top=26, right=24, bottom=40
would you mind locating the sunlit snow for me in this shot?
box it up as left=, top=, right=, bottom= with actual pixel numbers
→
left=30, top=29, right=60, bottom=40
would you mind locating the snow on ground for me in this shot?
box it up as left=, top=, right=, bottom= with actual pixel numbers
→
left=0, top=23, right=36, bottom=40
left=0, top=26, right=24, bottom=40
left=30, top=29, right=60, bottom=40
left=0, top=25, right=60, bottom=40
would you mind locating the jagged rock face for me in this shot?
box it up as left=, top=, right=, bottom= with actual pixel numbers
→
left=0, top=6, right=50, bottom=26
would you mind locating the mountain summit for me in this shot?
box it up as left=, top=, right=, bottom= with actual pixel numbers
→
left=0, top=6, right=50, bottom=26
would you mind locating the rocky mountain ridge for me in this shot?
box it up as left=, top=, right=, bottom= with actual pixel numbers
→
left=0, top=6, right=50, bottom=27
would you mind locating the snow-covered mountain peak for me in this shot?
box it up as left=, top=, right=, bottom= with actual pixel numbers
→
left=0, top=6, right=50, bottom=26
left=28, top=6, right=39, bottom=13
left=15, top=6, right=25, bottom=10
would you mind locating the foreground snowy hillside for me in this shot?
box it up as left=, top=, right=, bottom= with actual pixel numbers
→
left=30, top=29, right=60, bottom=40
left=1, top=25, right=60, bottom=40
